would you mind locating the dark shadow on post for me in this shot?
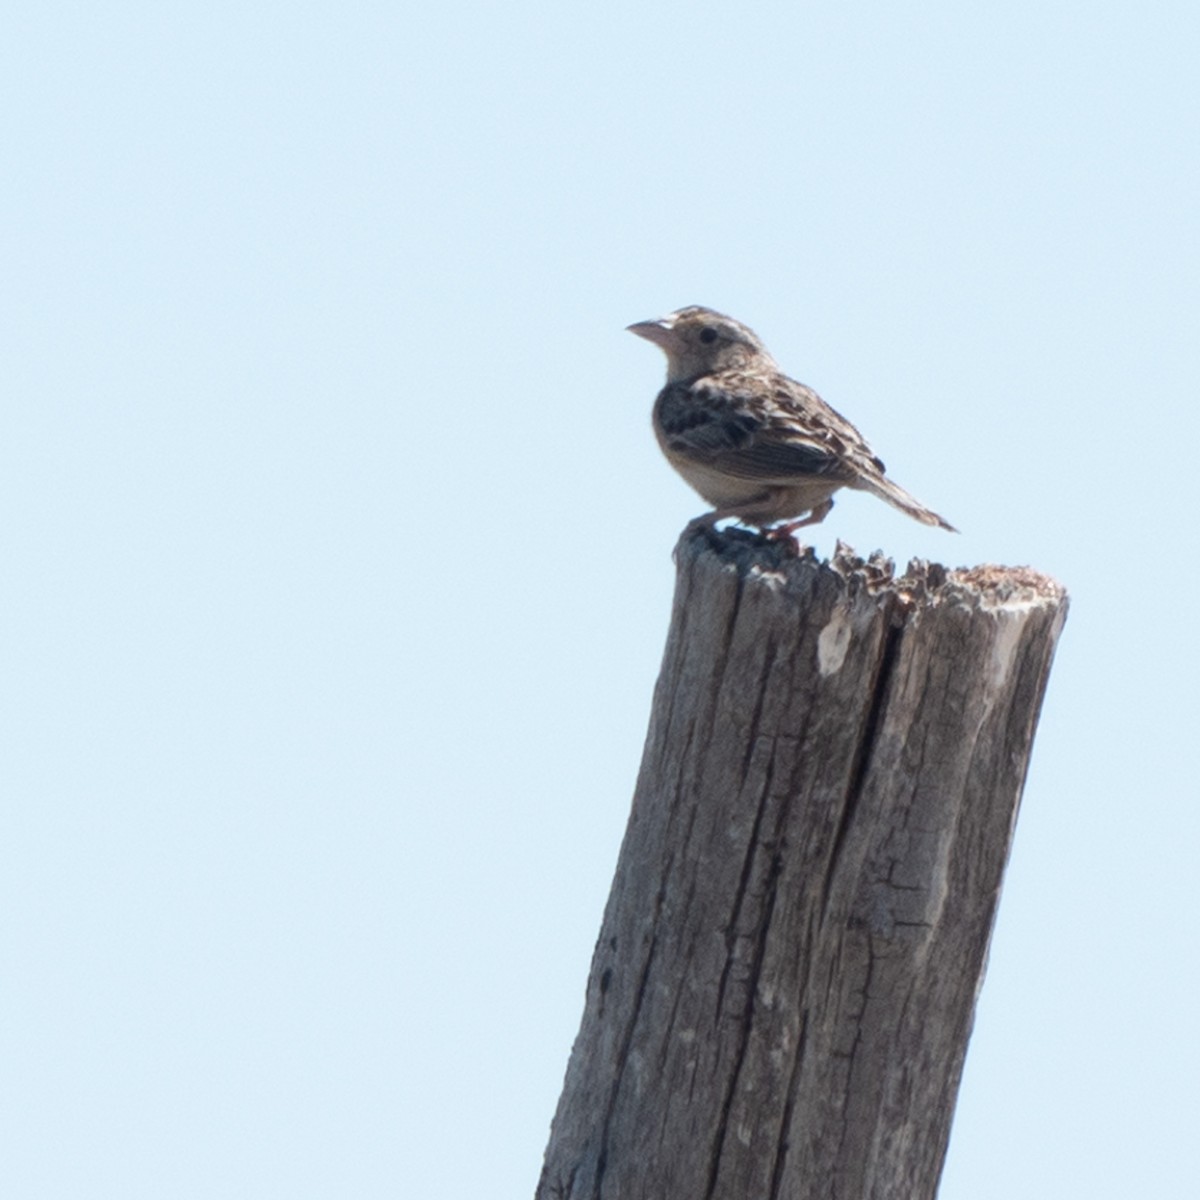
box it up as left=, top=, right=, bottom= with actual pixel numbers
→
left=537, top=527, right=1068, bottom=1200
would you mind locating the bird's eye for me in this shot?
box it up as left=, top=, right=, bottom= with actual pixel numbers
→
left=699, top=327, right=718, bottom=344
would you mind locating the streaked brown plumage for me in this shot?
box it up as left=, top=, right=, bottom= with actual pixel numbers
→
left=628, top=306, right=956, bottom=536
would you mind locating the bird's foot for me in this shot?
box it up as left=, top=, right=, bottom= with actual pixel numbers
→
left=765, top=498, right=835, bottom=540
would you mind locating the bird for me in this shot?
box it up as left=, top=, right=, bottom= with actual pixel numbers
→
left=627, top=306, right=956, bottom=536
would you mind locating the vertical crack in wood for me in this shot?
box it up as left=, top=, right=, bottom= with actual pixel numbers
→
left=830, top=937, right=878, bottom=1179
left=703, top=809, right=787, bottom=1200
left=767, top=1011, right=808, bottom=1200
left=714, top=747, right=778, bottom=1022
left=704, top=756, right=776, bottom=1198
left=686, top=566, right=748, bottom=815
left=705, top=686, right=810, bottom=1200
left=738, top=641, right=777, bottom=777
left=820, top=608, right=904, bottom=918
left=592, top=926, right=660, bottom=1200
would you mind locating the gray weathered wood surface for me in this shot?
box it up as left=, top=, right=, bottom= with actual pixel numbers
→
left=537, top=527, right=1068, bottom=1200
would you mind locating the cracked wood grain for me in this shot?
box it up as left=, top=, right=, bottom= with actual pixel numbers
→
left=536, top=527, right=1068, bottom=1200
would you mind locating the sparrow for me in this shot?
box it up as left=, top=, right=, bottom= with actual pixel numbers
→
left=628, top=306, right=956, bottom=535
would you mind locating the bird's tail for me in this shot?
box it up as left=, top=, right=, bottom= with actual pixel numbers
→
left=859, top=475, right=958, bottom=532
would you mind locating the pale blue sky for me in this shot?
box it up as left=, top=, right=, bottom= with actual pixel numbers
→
left=3, top=2, right=1198, bottom=1196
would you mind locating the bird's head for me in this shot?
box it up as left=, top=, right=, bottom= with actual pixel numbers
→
left=627, top=306, right=774, bottom=382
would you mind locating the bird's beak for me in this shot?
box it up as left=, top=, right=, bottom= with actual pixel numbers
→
left=626, top=317, right=680, bottom=353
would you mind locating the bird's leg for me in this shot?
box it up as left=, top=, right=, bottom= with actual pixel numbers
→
left=685, top=493, right=775, bottom=533
left=766, top=498, right=835, bottom=539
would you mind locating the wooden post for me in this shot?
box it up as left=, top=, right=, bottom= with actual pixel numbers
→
left=537, top=527, right=1068, bottom=1200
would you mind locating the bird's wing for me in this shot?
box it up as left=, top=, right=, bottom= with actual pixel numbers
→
left=656, top=373, right=875, bottom=484
left=769, top=377, right=890, bottom=480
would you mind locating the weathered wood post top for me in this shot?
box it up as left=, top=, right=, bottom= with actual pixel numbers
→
left=538, top=527, right=1068, bottom=1200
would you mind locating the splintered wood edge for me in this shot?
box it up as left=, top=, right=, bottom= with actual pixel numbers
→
left=676, top=526, right=1069, bottom=614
